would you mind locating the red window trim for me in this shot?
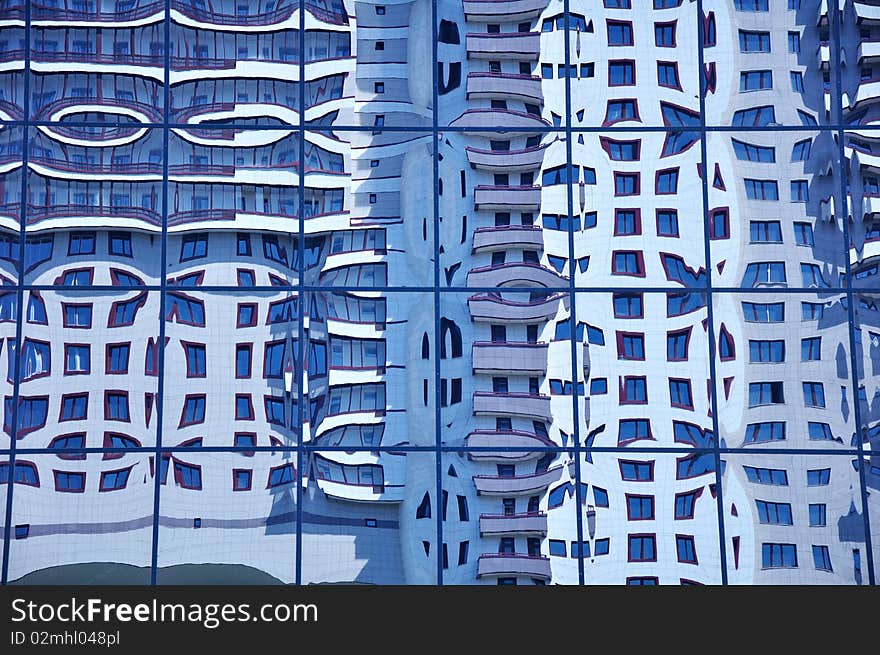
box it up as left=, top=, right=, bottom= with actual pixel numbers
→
left=613, top=208, right=642, bottom=236
left=235, top=342, right=253, bottom=379
left=179, top=393, right=206, bottom=428
left=655, top=167, right=680, bottom=195
left=235, top=393, right=255, bottom=421
left=654, top=20, right=677, bottom=47
left=105, top=341, right=131, bottom=375
left=627, top=533, right=658, bottom=562
left=59, top=392, right=88, bottom=422
left=104, top=389, right=131, bottom=423
left=625, top=494, right=655, bottom=521
left=669, top=377, right=695, bottom=410
left=667, top=326, right=692, bottom=362
left=611, top=250, right=646, bottom=277
left=63, top=342, right=90, bottom=376
left=61, top=302, right=93, bottom=329
left=608, top=58, right=637, bottom=87
left=180, top=340, right=207, bottom=378
left=237, top=302, right=258, bottom=328
left=616, top=330, right=646, bottom=360
left=53, top=469, right=86, bottom=493
left=232, top=468, right=253, bottom=491
left=613, top=171, right=641, bottom=197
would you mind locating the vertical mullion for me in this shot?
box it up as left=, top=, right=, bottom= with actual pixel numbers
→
left=0, top=0, right=29, bottom=586
left=431, top=0, right=443, bottom=586
left=696, top=0, right=729, bottom=586
left=296, top=0, right=306, bottom=587
left=831, top=0, right=876, bottom=585
left=563, top=0, right=586, bottom=587
left=148, top=0, right=172, bottom=587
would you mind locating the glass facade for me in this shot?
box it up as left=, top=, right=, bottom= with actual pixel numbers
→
left=0, top=0, right=877, bottom=585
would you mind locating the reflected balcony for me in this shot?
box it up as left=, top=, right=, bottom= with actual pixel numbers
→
left=463, top=0, right=548, bottom=22
left=467, top=262, right=567, bottom=288
left=465, top=429, right=556, bottom=462
left=856, top=0, right=880, bottom=25
left=479, top=513, right=548, bottom=537
left=313, top=478, right=405, bottom=503
left=466, top=145, right=546, bottom=172
left=472, top=341, right=547, bottom=375
left=852, top=78, right=880, bottom=110
left=476, top=554, right=551, bottom=580
left=171, top=0, right=303, bottom=27
left=852, top=237, right=880, bottom=267
left=473, top=466, right=563, bottom=496
left=859, top=40, right=880, bottom=65
left=450, top=109, right=549, bottom=135
left=466, top=72, right=543, bottom=104
left=467, top=293, right=563, bottom=323
left=473, top=185, right=541, bottom=211
left=863, top=194, right=880, bottom=219
left=26, top=204, right=161, bottom=229
left=31, top=1, right=163, bottom=22
left=30, top=51, right=164, bottom=70
left=472, top=225, right=543, bottom=253
left=473, top=391, right=551, bottom=421
left=466, top=32, right=541, bottom=60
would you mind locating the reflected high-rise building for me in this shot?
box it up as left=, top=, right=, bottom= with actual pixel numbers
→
left=0, top=0, right=877, bottom=585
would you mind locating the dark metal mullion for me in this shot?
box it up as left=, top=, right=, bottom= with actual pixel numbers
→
left=431, top=0, right=444, bottom=587
left=148, top=0, right=172, bottom=587
left=8, top=284, right=868, bottom=293
left=696, top=0, right=729, bottom=586
left=830, top=1, right=876, bottom=585
left=296, top=0, right=306, bottom=586
left=562, top=1, right=586, bottom=587
left=5, top=444, right=869, bottom=455
left=0, top=0, right=30, bottom=586
left=6, top=121, right=866, bottom=133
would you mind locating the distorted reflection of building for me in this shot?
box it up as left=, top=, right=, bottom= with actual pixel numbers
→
left=0, top=0, right=878, bottom=585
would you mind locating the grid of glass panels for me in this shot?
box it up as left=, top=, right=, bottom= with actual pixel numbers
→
left=0, top=0, right=877, bottom=586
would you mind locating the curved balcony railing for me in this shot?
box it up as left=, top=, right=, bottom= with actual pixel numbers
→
left=467, top=293, right=563, bottom=323
left=45, top=124, right=144, bottom=141
left=859, top=40, right=880, bottom=65
left=465, top=144, right=546, bottom=172
left=29, top=158, right=163, bottom=176
left=855, top=0, right=880, bottom=24
left=0, top=49, right=25, bottom=63
left=473, top=184, right=542, bottom=211
left=472, top=341, right=548, bottom=375
left=168, top=163, right=236, bottom=176
left=0, top=99, right=24, bottom=120
left=466, top=72, right=543, bottom=104
left=473, top=465, right=563, bottom=496
left=463, top=0, right=548, bottom=22
left=466, top=32, right=541, bottom=60
left=26, top=204, right=161, bottom=226
left=167, top=209, right=237, bottom=226
left=169, top=0, right=348, bottom=26
left=479, top=512, right=548, bottom=537
left=30, top=52, right=164, bottom=67
left=472, top=391, right=552, bottom=421
left=32, top=97, right=163, bottom=123
left=477, top=553, right=551, bottom=579
left=467, top=262, right=568, bottom=288
left=465, top=429, right=556, bottom=461
left=472, top=225, right=544, bottom=253
left=0, top=202, right=21, bottom=220
left=304, top=1, right=349, bottom=25
left=451, top=108, right=549, bottom=132
left=171, top=0, right=295, bottom=26
left=31, top=1, right=163, bottom=22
